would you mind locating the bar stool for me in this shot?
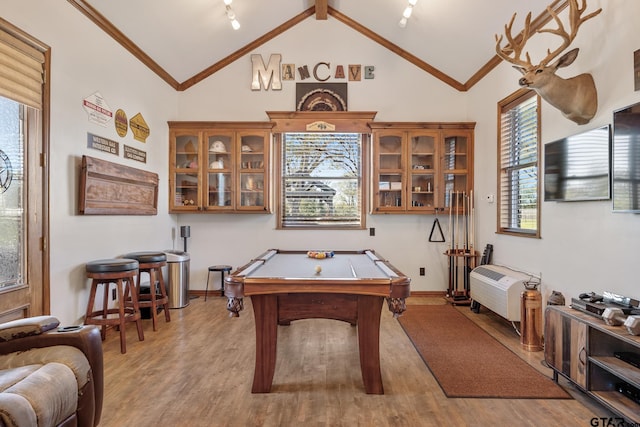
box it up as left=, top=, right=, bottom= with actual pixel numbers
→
left=205, top=265, right=232, bottom=301
left=85, top=258, right=144, bottom=354
left=123, top=252, right=171, bottom=331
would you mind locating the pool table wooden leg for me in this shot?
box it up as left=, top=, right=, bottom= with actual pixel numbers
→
left=357, top=295, right=384, bottom=394
left=250, top=294, right=278, bottom=393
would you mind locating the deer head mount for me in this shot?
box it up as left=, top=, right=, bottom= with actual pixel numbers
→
left=495, top=0, right=602, bottom=125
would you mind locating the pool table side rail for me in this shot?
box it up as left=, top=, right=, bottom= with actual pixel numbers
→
left=240, top=279, right=408, bottom=298
left=224, top=249, right=410, bottom=299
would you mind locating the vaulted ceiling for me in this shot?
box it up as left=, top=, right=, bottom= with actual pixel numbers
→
left=69, top=0, right=575, bottom=92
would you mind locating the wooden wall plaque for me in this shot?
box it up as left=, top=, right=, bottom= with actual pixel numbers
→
left=79, top=155, right=158, bottom=215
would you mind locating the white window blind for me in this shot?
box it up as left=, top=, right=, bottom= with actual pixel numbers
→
left=280, top=132, right=362, bottom=228
left=0, top=29, right=45, bottom=110
left=498, top=92, right=539, bottom=235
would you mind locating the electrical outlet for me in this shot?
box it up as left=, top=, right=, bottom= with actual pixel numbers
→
left=369, top=227, right=375, bottom=236
left=112, top=289, right=117, bottom=300
left=419, top=267, right=425, bottom=276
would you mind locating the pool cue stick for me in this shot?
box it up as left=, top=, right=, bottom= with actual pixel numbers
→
left=467, top=191, right=475, bottom=296
left=462, top=192, right=468, bottom=296
left=468, top=191, right=472, bottom=251
left=464, top=191, right=468, bottom=252
left=448, top=190, right=453, bottom=247
left=455, top=191, right=459, bottom=294
left=448, top=190, right=453, bottom=295
left=470, top=190, right=475, bottom=253
left=455, top=191, right=459, bottom=252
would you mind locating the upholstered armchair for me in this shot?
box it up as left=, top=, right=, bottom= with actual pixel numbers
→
left=0, top=316, right=103, bottom=427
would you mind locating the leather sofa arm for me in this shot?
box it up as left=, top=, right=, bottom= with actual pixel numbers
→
left=0, top=324, right=104, bottom=426
left=0, top=315, right=60, bottom=342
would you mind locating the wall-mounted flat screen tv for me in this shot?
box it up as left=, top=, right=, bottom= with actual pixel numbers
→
left=613, top=102, right=640, bottom=212
left=544, top=125, right=611, bottom=202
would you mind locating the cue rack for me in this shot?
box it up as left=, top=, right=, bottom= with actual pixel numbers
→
left=444, top=190, right=478, bottom=305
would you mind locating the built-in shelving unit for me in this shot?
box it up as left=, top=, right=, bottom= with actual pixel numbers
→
left=168, top=122, right=273, bottom=213
left=369, top=123, right=475, bottom=214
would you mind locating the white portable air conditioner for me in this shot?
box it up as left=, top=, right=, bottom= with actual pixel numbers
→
left=470, top=265, right=531, bottom=322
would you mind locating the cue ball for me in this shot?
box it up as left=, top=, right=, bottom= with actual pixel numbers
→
left=315, top=265, right=322, bottom=273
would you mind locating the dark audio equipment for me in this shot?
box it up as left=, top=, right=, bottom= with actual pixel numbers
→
left=614, top=352, right=640, bottom=369
left=617, top=382, right=640, bottom=405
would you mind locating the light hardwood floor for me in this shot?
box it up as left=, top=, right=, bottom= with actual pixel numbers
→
left=98, top=296, right=614, bottom=426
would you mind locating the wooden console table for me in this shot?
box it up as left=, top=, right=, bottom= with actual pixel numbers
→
left=545, top=305, right=640, bottom=423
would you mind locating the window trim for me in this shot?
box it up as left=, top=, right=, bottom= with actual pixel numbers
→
left=267, top=111, right=376, bottom=231
left=275, top=132, right=369, bottom=230
left=496, top=89, right=541, bottom=238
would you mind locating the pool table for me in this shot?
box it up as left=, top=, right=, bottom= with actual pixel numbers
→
left=224, top=249, right=410, bottom=394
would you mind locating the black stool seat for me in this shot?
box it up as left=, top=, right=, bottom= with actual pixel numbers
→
left=123, top=251, right=167, bottom=264
left=86, top=258, right=138, bottom=273
left=205, top=265, right=233, bottom=301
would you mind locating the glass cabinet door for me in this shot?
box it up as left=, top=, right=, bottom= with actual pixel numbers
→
left=371, top=124, right=473, bottom=215
left=205, top=133, right=233, bottom=210
left=374, top=132, right=405, bottom=212
left=171, top=132, right=201, bottom=211
left=237, top=131, right=268, bottom=211
left=441, top=131, right=471, bottom=211
left=408, top=131, right=437, bottom=211
left=169, top=123, right=273, bottom=214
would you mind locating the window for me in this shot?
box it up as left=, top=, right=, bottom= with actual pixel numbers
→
left=0, top=20, right=49, bottom=318
left=497, top=90, right=540, bottom=237
left=278, top=132, right=365, bottom=229
left=0, top=98, right=25, bottom=289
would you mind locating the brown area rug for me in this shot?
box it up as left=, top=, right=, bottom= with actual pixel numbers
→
left=397, top=304, right=571, bottom=399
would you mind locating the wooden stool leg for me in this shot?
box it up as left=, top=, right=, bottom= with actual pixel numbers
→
left=127, top=277, right=145, bottom=342
left=148, top=269, right=159, bottom=331
left=101, top=281, right=110, bottom=338
left=205, top=271, right=210, bottom=302
left=158, top=268, right=171, bottom=322
left=85, top=280, right=106, bottom=340
left=115, top=278, right=127, bottom=354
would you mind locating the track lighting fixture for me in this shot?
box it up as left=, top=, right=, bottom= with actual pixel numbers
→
left=224, top=0, right=240, bottom=30
left=398, top=0, right=418, bottom=28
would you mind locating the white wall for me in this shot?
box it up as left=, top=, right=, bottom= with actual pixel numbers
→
left=4, top=0, right=638, bottom=324
left=468, top=0, right=639, bottom=303
left=4, top=1, right=178, bottom=324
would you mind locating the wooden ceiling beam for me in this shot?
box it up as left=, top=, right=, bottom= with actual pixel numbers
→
left=315, top=0, right=328, bottom=20
left=67, top=0, right=180, bottom=90
left=327, top=7, right=466, bottom=91
left=180, top=8, right=315, bottom=90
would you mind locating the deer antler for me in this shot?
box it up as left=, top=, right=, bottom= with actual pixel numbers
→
left=496, top=0, right=602, bottom=69
left=537, top=0, right=602, bottom=66
left=495, top=11, right=534, bottom=68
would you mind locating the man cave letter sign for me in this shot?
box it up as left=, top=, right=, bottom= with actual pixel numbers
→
left=251, top=54, right=282, bottom=91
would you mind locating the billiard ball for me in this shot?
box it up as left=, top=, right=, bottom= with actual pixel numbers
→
left=315, top=265, right=322, bottom=274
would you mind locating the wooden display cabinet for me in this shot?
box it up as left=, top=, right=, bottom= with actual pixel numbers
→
left=168, top=122, right=273, bottom=213
left=370, top=123, right=474, bottom=214
left=545, top=305, right=640, bottom=423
